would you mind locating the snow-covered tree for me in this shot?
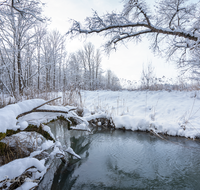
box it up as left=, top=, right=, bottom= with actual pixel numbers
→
left=105, top=69, right=121, bottom=90
left=68, top=52, right=82, bottom=89
left=34, top=24, right=47, bottom=90
left=0, top=0, right=46, bottom=96
left=68, top=0, right=200, bottom=77
left=48, top=30, right=65, bottom=91
left=40, top=30, right=65, bottom=92
left=76, top=42, right=104, bottom=90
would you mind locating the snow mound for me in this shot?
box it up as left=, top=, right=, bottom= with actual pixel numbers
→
left=0, top=99, right=75, bottom=133
left=0, top=99, right=45, bottom=133
left=113, top=115, right=149, bottom=131
left=0, top=158, right=45, bottom=181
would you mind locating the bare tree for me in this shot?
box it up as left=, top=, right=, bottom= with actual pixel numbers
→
left=94, top=49, right=102, bottom=89
left=78, top=43, right=104, bottom=90
left=141, top=62, right=155, bottom=89
left=68, top=52, right=82, bottom=89
left=49, top=30, right=65, bottom=91
left=68, top=0, right=200, bottom=74
left=34, top=24, right=47, bottom=90
left=83, top=42, right=95, bottom=90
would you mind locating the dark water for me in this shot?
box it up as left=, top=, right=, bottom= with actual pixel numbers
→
left=49, top=121, right=200, bottom=190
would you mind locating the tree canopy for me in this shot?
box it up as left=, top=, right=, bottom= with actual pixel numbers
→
left=68, top=0, right=200, bottom=76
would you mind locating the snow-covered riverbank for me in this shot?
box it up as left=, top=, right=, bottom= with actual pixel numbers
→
left=0, top=99, right=86, bottom=189
left=82, top=90, right=200, bottom=139
left=1, top=90, right=200, bottom=142
left=3, top=90, right=200, bottom=139
left=1, top=90, right=200, bottom=189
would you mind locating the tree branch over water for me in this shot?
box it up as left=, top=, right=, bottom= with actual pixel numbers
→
left=67, top=0, right=200, bottom=75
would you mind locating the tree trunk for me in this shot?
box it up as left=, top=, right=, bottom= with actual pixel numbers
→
left=17, top=44, right=23, bottom=95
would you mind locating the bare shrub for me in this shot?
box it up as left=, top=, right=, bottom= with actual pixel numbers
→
left=64, top=85, right=83, bottom=107
left=140, top=63, right=156, bottom=90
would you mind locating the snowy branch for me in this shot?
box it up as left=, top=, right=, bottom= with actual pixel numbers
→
left=67, top=0, right=200, bottom=56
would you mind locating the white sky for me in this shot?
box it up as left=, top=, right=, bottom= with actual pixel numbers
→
left=41, top=0, right=179, bottom=81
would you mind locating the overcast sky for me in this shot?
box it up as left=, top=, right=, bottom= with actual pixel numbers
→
left=42, top=0, right=179, bottom=81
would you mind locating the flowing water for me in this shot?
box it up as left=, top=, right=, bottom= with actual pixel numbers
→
left=49, top=121, right=200, bottom=190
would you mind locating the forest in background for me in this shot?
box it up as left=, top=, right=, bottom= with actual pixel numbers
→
left=1, top=0, right=200, bottom=108
left=0, top=0, right=121, bottom=102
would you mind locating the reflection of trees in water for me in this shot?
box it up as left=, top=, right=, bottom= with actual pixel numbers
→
left=105, top=156, right=141, bottom=189
left=51, top=129, right=200, bottom=190
left=105, top=155, right=199, bottom=190
left=51, top=132, right=91, bottom=190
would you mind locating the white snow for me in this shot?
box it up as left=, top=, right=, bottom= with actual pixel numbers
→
left=65, top=147, right=81, bottom=159
left=70, top=123, right=91, bottom=132
left=0, top=99, right=75, bottom=133
left=81, top=90, right=200, bottom=139
left=41, top=124, right=55, bottom=140
left=0, top=99, right=78, bottom=189
left=1, top=132, right=46, bottom=151
left=0, top=99, right=45, bottom=133
left=84, top=112, right=108, bottom=121
left=18, top=121, right=29, bottom=130
left=41, top=140, right=54, bottom=150
left=0, top=158, right=45, bottom=181
left=1, top=90, right=200, bottom=189
left=1, top=90, right=200, bottom=140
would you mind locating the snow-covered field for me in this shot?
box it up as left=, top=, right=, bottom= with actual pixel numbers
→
left=1, top=90, right=200, bottom=140
left=1, top=90, right=200, bottom=189
left=82, top=90, right=200, bottom=139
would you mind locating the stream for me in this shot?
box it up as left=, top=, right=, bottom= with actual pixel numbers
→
left=48, top=121, right=200, bottom=190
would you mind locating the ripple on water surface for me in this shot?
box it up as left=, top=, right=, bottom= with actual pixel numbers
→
left=51, top=128, right=200, bottom=190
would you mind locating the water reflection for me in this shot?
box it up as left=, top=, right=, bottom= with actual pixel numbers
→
left=49, top=122, right=200, bottom=190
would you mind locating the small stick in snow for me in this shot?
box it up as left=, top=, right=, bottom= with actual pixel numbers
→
left=65, top=148, right=81, bottom=159
left=32, top=97, right=62, bottom=110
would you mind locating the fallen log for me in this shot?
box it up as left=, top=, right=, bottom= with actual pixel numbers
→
left=16, top=97, right=76, bottom=119
left=16, top=108, right=76, bottom=119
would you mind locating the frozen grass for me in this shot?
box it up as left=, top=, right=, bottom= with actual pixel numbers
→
left=0, top=87, right=83, bottom=108
left=1, top=76, right=200, bottom=108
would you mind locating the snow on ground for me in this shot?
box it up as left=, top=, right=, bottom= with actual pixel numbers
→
left=1, top=90, right=200, bottom=189
left=0, top=99, right=45, bottom=133
left=81, top=90, right=200, bottom=139
left=2, top=90, right=200, bottom=139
